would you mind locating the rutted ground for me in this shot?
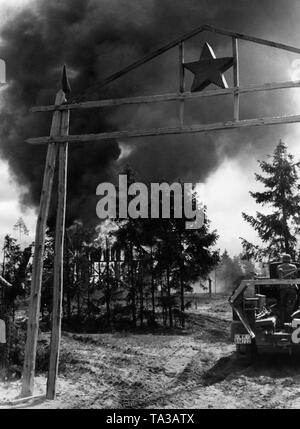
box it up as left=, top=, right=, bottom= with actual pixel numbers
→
left=2, top=295, right=300, bottom=409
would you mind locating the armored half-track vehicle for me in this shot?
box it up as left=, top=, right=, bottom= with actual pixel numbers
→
left=229, top=260, right=300, bottom=360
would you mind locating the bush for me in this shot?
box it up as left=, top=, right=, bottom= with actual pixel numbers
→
left=8, top=319, right=50, bottom=378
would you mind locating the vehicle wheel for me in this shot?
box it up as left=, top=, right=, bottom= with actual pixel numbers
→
left=236, top=341, right=257, bottom=363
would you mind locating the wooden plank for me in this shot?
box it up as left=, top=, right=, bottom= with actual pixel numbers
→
left=231, top=305, right=256, bottom=338
left=232, top=38, right=240, bottom=121
left=69, top=24, right=300, bottom=101
left=241, top=279, right=300, bottom=285
left=203, top=24, right=300, bottom=55
left=26, top=113, right=300, bottom=145
left=21, top=90, right=65, bottom=398
left=229, top=283, right=248, bottom=305
left=179, top=42, right=185, bottom=126
left=4, top=394, right=45, bottom=406
left=31, top=80, right=300, bottom=112
left=0, top=276, right=11, bottom=288
left=46, top=107, right=69, bottom=400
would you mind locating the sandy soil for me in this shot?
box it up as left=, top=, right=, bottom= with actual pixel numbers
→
left=2, top=295, right=300, bottom=409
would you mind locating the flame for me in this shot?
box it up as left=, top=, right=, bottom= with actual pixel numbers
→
left=95, top=218, right=119, bottom=248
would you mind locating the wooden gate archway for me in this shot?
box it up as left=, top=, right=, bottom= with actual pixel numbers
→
left=21, top=24, right=300, bottom=399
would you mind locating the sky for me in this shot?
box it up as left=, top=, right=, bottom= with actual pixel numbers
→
left=1, top=0, right=300, bottom=255
left=0, top=1, right=57, bottom=249
left=0, top=0, right=36, bottom=248
left=0, top=50, right=34, bottom=249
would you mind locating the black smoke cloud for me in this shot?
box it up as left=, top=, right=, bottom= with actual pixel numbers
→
left=0, top=0, right=298, bottom=226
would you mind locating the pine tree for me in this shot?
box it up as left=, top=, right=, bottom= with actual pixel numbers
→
left=113, top=169, right=220, bottom=328
left=13, top=217, right=29, bottom=245
left=241, top=140, right=300, bottom=261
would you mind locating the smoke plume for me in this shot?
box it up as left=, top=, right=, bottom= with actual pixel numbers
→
left=0, top=0, right=298, bottom=226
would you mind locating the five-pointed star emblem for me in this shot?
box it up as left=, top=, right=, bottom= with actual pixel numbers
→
left=184, top=42, right=234, bottom=92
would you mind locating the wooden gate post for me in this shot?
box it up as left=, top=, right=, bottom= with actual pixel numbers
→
left=46, top=66, right=70, bottom=399
left=21, top=87, right=66, bottom=398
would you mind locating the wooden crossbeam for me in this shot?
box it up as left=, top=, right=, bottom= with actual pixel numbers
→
left=241, top=279, right=300, bottom=285
left=204, top=24, right=300, bottom=55
left=27, top=113, right=300, bottom=145
left=30, top=80, right=300, bottom=113
left=232, top=38, right=240, bottom=121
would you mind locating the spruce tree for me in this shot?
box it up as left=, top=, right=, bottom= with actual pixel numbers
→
left=241, top=140, right=300, bottom=261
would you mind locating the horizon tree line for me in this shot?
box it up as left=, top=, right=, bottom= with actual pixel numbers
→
left=2, top=139, right=300, bottom=333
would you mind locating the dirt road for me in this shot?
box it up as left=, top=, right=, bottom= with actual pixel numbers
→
left=2, top=296, right=300, bottom=409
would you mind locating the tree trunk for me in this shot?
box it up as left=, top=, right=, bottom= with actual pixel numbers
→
left=166, top=267, right=173, bottom=328
left=281, top=185, right=291, bottom=255
left=179, top=233, right=185, bottom=328
left=130, top=244, right=136, bottom=328
left=160, top=278, right=165, bottom=326
left=151, top=249, right=155, bottom=325
left=74, top=252, right=80, bottom=317
left=65, top=239, right=71, bottom=322
left=106, top=248, right=111, bottom=326
left=139, top=273, right=144, bottom=328
left=180, top=277, right=185, bottom=328
left=66, top=270, right=71, bottom=322
left=2, top=246, right=5, bottom=277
